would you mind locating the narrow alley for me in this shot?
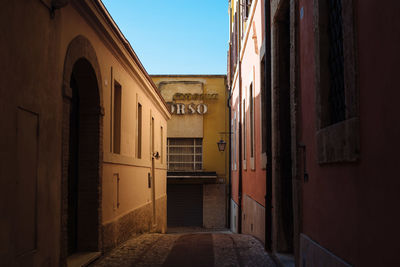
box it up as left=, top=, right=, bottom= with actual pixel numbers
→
left=88, top=231, right=276, bottom=267
left=2, top=0, right=400, bottom=266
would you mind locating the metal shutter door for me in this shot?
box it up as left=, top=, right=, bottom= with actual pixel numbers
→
left=167, top=184, right=203, bottom=227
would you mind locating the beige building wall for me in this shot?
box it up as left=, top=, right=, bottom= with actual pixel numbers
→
left=158, top=81, right=204, bottom=138
left=152, top=75, right=229, bottom=228
left=152, top=75, right=229, bottom=180
left=0, top=1, right=170, bottom=266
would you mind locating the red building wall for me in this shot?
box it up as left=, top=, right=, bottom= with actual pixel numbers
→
left=299, top=0, right=400, bottom=265
left=242, top=93, right=267, bottom=207
left=356, top=1, right=400, bottom=265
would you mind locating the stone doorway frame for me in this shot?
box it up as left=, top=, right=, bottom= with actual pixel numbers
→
left=272, top=0, right=294, bottom=253
left=60, top=35, right=104, bottom=265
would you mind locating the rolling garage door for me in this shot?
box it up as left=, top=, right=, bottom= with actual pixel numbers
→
left=167, top=184, right=203, bottom=227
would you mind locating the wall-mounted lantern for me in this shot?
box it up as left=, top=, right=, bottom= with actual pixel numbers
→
left=153, top=151, right=160, bottom=159
left=217, top=139, right=227, bottom=152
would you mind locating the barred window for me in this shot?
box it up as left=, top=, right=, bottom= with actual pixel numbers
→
left=314, top=0, right=359, bottom=163
left=167, top=138, right=202, bottom=171
left=327, top=0, right=346, bottom=125
left=243, top=0, right=253, bottom=20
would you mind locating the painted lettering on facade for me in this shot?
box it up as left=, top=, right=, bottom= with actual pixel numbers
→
left=169, top=103, right=208, bottom=115
left=168, top=92, right=216, bottom=115
left=173, top=93, right=218, bottom=101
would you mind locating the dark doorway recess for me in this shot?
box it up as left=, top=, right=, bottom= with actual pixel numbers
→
left=276, top=4, right=294, bottom=254
left=263, top=0, right=273, bottom=252
left=167, top=184, right=203, bottom=227
left=68, top=74, right=79, bottom=254
left=67, top=58, right=101, bottom=255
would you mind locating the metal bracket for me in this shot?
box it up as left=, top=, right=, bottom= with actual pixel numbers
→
left=298, top=143, right=309, bottom=183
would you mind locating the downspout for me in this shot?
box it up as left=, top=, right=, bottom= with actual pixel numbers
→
left=227, top=3, right=233, bottom=231
left=227, top=84, right=232, bottom=229
left=264, top=0, right=273, bottom=251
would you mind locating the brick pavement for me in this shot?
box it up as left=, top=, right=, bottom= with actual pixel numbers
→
left=89, top=231, right=276, bottom=267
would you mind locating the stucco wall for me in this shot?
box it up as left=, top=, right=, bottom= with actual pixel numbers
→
left=298, top=0, right=400, bottom=266
left=229, top=0, right=266, bottom=243
left=242, top=194, right=265, bottom=244
left=157, top=81, right=204, bottom=138
left=240, top=0, right=267, bottom=208
left=0, top=1, right=169, bottom=266
left=1, top=1, right=65, bottom=265
left=203, top=184, right=226, bottom=228
left=152, top=75, right=229, bottom=180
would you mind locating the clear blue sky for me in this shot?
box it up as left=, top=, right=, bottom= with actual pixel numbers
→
left=101, top=0, right=229, bottom=75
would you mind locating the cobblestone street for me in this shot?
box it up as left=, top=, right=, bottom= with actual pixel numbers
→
left=89, top=231, right=276, bottom=267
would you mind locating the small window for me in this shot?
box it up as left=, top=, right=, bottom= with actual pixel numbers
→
left=326, top=0, right=345, bottom=126
left=234, top=111, right=237, bottom=170
left=314, top=0, right=359, bottom=163
left=232, top=111, right=237, bottom=170
left=243, top=0, right=253, bottom=21
left=160, top=126, right=164, bottom=164
left=113, top=82, right=122, bottom=154
left=250, top=83, right=254, bottom=159
left=242, top=99, right=247, bottom=169
left=151, top=117, right=154, bottom=154
left=137, top=103, right=142, bottom=159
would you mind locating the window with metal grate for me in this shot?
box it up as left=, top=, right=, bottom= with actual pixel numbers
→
left=314, top=0, right=359, bottom=163
left=327, top=0, right=346, bottom=125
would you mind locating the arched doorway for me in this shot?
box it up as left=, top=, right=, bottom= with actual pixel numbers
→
left=61, top=36, right=103, bottom=262
left=67, top=58, right=100, bottom=254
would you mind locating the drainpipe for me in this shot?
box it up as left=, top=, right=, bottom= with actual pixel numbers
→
left=264, top=0, right=273, bottom=251
left=227, top=84, right=232, bottom=229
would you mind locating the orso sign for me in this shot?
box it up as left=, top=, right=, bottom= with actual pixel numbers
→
left=170, top=103, right=208, bottom=115
left=168, top=93, right=218, bottom=115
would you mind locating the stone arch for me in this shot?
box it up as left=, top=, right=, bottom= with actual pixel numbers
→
left=60, top=35, right=104, bottom=262
left=61, top=35, right=103, bottom=103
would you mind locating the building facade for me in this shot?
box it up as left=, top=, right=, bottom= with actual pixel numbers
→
left=0, top=1, right=170, bottom=266
left=229, top=0, right=400, bottom=266
left=228, top=0, right=267, bottom=244
left=152, top=75, right=229, bottom=229
left=285, top=0, right=400, bottom=266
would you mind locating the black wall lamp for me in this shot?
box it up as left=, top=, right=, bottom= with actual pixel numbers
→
left=152, top=151, right=160, bottom=159
left=217, top=139, right=227, bottom=152
left=216, top=131, right=232, bottom=152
